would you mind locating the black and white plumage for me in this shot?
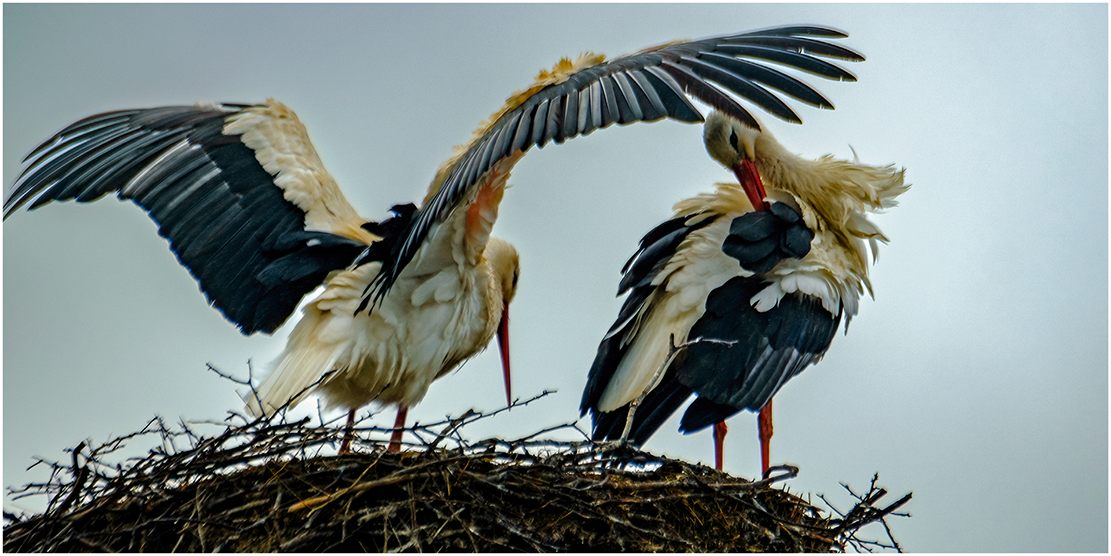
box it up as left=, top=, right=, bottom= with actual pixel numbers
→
left=581, top=112, right=908, bottom=472
left=585, top=201, right=834, bottom=443
left=5, top=26, right=864, bottom=447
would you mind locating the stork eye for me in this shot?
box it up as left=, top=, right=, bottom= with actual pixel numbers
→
left=729, top=129, right=740, bottom=152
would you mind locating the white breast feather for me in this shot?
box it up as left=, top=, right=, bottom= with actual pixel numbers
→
left=411, top=270, right=463, bottom=306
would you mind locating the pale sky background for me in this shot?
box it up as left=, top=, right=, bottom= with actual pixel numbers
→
left=3, top=4, right=1107, bottom=552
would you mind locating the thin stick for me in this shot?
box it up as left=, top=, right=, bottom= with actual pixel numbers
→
left=616, top=335, right=738, bottom=446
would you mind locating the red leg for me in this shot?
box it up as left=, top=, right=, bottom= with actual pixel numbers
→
left=712, top=421, right=728, bottom=470
left=388, top=405, right=408, bottom=453
left=758, top=399, right=774, bottom=475
left=339, top=409, right=356, bottom=455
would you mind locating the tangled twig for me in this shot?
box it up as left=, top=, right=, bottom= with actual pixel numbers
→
left=819, top=473, right=913, bottom=552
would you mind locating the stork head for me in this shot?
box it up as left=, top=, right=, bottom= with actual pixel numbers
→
left=484, top=237, right=520, bottom=407
left=704, top=110, right=909, bottom=220
left=703, top=111, right=781, bottom=212
left=703, top=110, right=911, bottom=296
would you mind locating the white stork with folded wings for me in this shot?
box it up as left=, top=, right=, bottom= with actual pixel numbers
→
left=5, top=26, right=863, bottom=451
left=581, top=112, right=908, bottom=472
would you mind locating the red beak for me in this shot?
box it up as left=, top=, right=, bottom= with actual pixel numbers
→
left=496, top=302, right=512, bottom=407
left=733, top=158, right=769, bottom=211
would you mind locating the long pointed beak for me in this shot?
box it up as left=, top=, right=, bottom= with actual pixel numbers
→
left=732, top=158, right=770, bottom=211
left=496, top=302, right=512, bottom=407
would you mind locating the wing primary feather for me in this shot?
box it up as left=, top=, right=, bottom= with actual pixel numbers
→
left=681, top=55, right=800, bottom=123
left=587, top=81, right=604, bottom=131
left=509, top=104, right=535, bottom=154
left=575, top=88, right=590, bottom=135
left=70, top=131, right=184, bottom=201
left=659, top=60, right=759, bottom=130
left=493, top=112, right=521, bottom=158
left=699, top=53, right=834, bottom=109
left=626, top=69, right=668, bottom=121
left=640, top=66, right=704, bottom=122
left=728, top=34, right=865, bottom=62
left=611, top=72, right=644, bottom=122
left=738, top=24, right=850, bottom=39
left=542, top=92, right=562, bottom=146
left=473, top=134, right=496, bottom=183
left=598, top=75, right=620, bottom=128
left=559, top=91, right=579, bottom=142
left=13, top=127, right=138, bottom=204
left=21, top=111, right=137, bottom=163
left=529, top=98, right=550, bottom=146
left=19, top=124, right=132, bottom=184
left=716, top=44, right=859, bottom=81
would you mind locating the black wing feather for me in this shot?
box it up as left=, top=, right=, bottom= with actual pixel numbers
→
left=590, top=367, right=694, bottom=446
left=560, top=89, right=580, bottom=141
left=716, top=45, right=859, bottom=81
left=598, top=76, right=620, bottom=126
left=640, top=66, right=703, bottom=122
left=723, top=200, right=814, bottom=273
left=682, top=56, right=800, bottom=123
left=699, top=53, right=835, bottom=109
left=611, top=72, right=643, bottom=122
left=676, top=278, right=842, bottom=433
left=529, top=98, right=550, bottom=146
left=626, top=70, right=669, bottom=121
left=729, top=34, right=865, bottom=62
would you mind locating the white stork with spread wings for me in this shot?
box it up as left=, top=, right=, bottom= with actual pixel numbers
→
left=5, top=26, right=863, bottom=451
left=581, top=112, right=908, bottom=472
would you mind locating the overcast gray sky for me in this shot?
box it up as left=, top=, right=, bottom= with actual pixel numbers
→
left=3, top=4, right=1106, bottom=551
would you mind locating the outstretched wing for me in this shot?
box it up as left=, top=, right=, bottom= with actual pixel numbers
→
left=372, top=25, right=864, bottom=301
left=4, top=99, right=381, bottom=335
